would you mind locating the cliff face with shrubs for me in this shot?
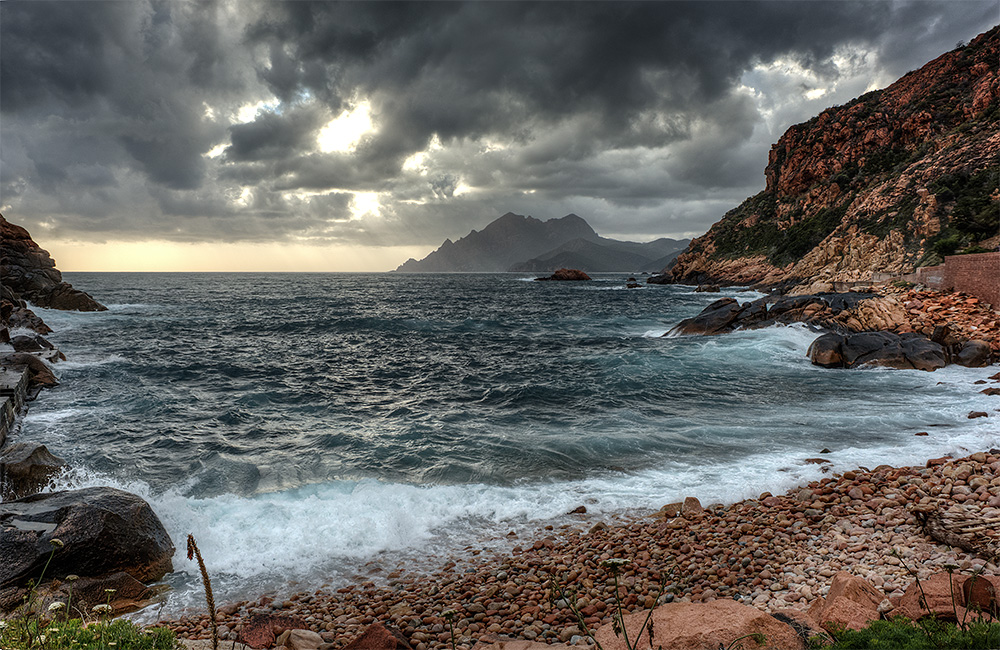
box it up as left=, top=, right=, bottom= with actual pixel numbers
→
left=668, top=26, right=1000, bottom=291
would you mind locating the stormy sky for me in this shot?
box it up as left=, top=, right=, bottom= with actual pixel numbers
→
left=1, top=1, right=996, bottom=270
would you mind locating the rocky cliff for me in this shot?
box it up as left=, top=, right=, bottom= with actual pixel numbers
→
left=668, top=26, right=1000, bottom=291
left=1, top=214, right=106, bottom=337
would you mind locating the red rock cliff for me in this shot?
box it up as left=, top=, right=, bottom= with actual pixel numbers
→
left=669, top=26, right=1000, bottom=291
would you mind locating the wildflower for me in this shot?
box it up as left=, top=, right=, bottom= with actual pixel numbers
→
left=601, top=558, right=630, bottom=569
left=442, top=609, right=457, bottom=619
left=104, top=588, right=117, bottom=594
left=48, top=601, right=66, bottom=612
left=50, top=538, right=64, bottom=548
left=92, top=603, right=112, bottom=614
left=39, top=635, right=47, bottom=643
left=0, top=621, right=8, bottom=629
left=66, top=574, right=79, bottom=581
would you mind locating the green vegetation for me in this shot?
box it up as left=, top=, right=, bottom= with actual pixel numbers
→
left=0, top=617, right=181, bottom=650
left=930, top=168, right=1000, bottom=240
left=0, top=539, right=180, bottom=650
left=712, top=194, right=848, bottom=267
left=826, top=617, right=1000, bottom=649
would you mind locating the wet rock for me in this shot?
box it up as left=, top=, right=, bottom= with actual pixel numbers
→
left=969, top=411, right=989, bottom=419
left=0, top=442, right=68, bottom=500
left=0, top=487, right=174, bottom=604
left=807, top=333, right=846, bottom=368
left=667, top=298, right=745, bottom=336
left=1, top=353, right=58, bottom=389
left=695, top=284, right=721, bottom=293
left=953, top=340, right=992, bottom=367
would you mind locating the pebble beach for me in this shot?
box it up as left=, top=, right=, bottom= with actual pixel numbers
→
left=163, top=367, right=1000, bottom=649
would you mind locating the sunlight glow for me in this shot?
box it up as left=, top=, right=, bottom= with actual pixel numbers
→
left=205, top=143, right=227, bottom=158
left=350, top=191, right=381, bottom=219
left=318, top=101, right=375, bottom=153
left=46, top=240, right=432, bottom=272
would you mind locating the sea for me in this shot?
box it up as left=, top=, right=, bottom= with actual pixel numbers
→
left=11, top=272, right=999, bottom=617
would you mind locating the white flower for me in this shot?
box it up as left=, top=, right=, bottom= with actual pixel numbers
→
left=48, top=601, right=66, bottom=612
left=92, top=603, right=113, bottom=614
left=50, top=539, right=64, bottom=548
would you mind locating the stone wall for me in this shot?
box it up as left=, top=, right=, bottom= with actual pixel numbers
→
left=944, top=251, right=1000, bottom=309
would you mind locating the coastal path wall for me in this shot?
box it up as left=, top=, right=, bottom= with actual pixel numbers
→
left=944, top=252, right=1000, bottom=309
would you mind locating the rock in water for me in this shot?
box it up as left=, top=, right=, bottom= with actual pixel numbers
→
left=0, top=442, right=68, bottom=500
left=534, top=268, right=592, bottom=281
left=807, top=333, right=846, bottom=368
left=667, top=298, right=745, bottom=336
left=811, top=331, right=946, bottom=371
left=0, top=487, right=174, bottom=595
left=953, top=340, right=992, bottom=367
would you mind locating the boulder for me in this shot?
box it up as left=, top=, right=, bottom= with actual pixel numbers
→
left=7, top=306, right=53, bottom=334
left=898, top=333, right=948, bottom=371
left=0, top=442, right=68, bottom=500
left=592, top=599, right=804, bottom=650
left=276, top=628, right=325, bottom=650
left=896, top=572, right=968, bottom=621
left=534, top=268, right=592, bottom=281
left=823, top=331, right=947, bottom=371
left=238, top=614, right=310, bottom=649
left=695, top=284, right=721, bottom=293
left=0, top=487, right=174, bottom=599
left=1, top=353, right=58, bottom=389
left=807, top=333, right=846, bottom=368
left=667, top=298, right=746, bottom=336
left=806, top=572, right=882, bottom=632
left=10, top=335, right=56, bottom=354
left=342, top=622, right=413, bottom=650
left=953, top=340, right=992, bottom=367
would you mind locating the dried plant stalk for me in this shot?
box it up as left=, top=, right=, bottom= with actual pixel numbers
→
left=187, top=534, right=218, bottom=650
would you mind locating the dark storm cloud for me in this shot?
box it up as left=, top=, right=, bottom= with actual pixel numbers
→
left=1, top=0, right=996, bottom=248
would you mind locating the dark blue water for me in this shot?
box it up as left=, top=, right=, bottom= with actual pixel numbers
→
left=13, top=272, right=998, bottom=611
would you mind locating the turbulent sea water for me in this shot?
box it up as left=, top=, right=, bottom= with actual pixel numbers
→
left=12, top=272, right=999, bottom=615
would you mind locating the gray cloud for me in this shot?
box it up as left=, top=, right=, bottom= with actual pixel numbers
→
left=1, top=0, right=996, bottom=253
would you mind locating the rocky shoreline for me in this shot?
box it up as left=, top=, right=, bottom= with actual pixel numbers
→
left=161, top=417, right=1000, bottom=649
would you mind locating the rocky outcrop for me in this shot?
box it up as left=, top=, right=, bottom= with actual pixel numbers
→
left=0, top=487, right=174, bottom=613
left=533, top=268, right=592, bottom=281
left=667, top=27, right=999, bottom=290
left=0, top=442, right=67, bottom=500
left=667, top=292, right=901, bottom=337
left=671, top=290, right=995, bottom=369
left=0, top=214, right=106, bottom=314
left=807, top=331, right=948, bottom=371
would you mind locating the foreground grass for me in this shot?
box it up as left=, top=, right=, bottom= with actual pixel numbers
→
left=0, top=617, right=181, bottom=650
left=827, top=616, right=1000, bottom=649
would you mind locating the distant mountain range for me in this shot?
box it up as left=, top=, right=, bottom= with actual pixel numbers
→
left=394, top=212, right=689, bottom=273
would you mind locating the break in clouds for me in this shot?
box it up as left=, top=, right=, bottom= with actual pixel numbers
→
left=0, top=1, right=996, bottom=248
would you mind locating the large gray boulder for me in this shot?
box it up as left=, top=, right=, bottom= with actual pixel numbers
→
left=808, top=331, right=947, bottom=371
left=0, top=487, right=174, bottom=601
